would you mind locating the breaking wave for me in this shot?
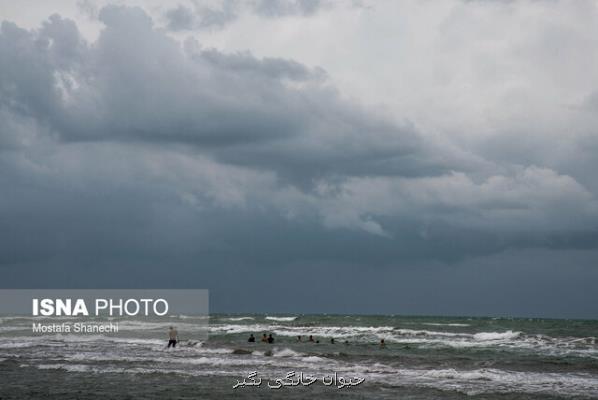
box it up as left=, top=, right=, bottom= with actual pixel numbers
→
left=265, top=316, right=298, bottom=322
left=225, top=317, right=255, bottom=321
left=25, top=361, right=598, bottom=398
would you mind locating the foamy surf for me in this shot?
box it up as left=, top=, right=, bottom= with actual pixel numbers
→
left=21, top=360, right=598, bottom=398
left=473, top=330, right=521, bottom=341
left=264, top=316, right=298, bottom=322
left=224, top=317, right=255, bottom=321
left=3, top=314, right=598, bottom=399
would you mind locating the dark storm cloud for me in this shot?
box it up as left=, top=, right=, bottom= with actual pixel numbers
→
left=1, top=5, right=596, bottom=231
left=0, top=5, right=453, bottom=185
left=1, top=4, right=598, bottom=317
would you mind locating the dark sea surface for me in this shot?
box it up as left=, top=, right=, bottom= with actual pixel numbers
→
left=1, top=314, right=597, bottom=399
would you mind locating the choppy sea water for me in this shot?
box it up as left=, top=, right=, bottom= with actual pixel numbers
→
left=1, top=314, right=597, bottom=399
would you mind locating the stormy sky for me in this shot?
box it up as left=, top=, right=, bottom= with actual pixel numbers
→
left=1, top=0, right=598, bottom=318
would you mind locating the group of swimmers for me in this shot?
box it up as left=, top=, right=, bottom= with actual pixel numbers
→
left=247, top=333, right=386, bottom=347
left=247, top=333, right=275, bottom=343
left=169, top=327, right=385, bottom=348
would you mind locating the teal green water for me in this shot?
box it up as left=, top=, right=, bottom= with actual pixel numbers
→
left=1, top=314, right=597, bottom=399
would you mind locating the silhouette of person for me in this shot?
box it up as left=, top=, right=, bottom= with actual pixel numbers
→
left=167, top=326, right=178, bottom=348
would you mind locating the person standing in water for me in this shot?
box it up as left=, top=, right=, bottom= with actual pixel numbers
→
left=267, top=333, right=274, bottom=344
left=248, top=334, right=255, bottom=342
left=168, top=326, right=178, bottom=348
left=261, top=333, right=268, bottom=342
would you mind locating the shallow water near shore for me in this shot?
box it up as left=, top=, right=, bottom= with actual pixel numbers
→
left=1, top=314, right=597, bottom=399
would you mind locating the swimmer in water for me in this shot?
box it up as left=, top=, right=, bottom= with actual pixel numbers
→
left=167, top=326, right=178, bottom=348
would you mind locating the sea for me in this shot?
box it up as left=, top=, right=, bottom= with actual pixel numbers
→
left=1, top=314, right=597, bottom=399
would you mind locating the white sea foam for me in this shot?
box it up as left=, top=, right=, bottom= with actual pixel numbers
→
left=191, top=347, right=231, bottom=354
left=394, top=328, right=467, bottom=338
left=27, top=359, right=598, bottom=398
left=265, top=316, right=297, bottom=322
left=473, top=330, right=521, bottom=341
left=169, top=315, right=208, bottom=320
left=390, top=367, right=598, bottom=397
left=159, top=357, right=253, bottom=366
left=16, top=334, right=597, bottom=396
left=209, top=323, right=272, bottom=334
left=225, top=317, right=255, bottom=321
left=272, top=347, right=303, bottom=357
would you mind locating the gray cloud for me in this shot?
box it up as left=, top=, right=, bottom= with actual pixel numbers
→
left=165, top=5, right=196, bottom=30
left=252, top=0, right=323, bottom=17
left=163, top=0, right=331, bottom=31
left=164, top=1, right=237, bottom=31
left=1, top=6, right=456, bottom=186
left=1, top=4, right=598, bottom=316
left=2, top=5, right=597, bottom=238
